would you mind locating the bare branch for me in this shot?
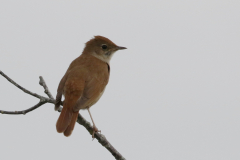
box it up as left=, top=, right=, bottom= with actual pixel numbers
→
left=0, top=70, right=45, bottom=100
left=0, top=70, right=125, bottom=160
left=0, top=70, right=54, bottom=103
left=76, top=113, right=126, bottom=160
left=39, top=76, right=54, bottom=99
left=0, top=100, right=47, bottom=115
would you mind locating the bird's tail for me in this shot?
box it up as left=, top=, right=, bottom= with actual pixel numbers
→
left=56, top=106, right=78, bottom=137
left=64, top=111, right=78, bottom=137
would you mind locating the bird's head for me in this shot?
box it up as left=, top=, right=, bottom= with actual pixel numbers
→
left=83, top=36, right=127, bottom=63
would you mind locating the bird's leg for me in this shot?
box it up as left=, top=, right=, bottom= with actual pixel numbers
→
left=87, top=108, right=101, bottom=139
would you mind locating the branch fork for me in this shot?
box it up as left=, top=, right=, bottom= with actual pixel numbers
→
left=0, top=70, right=125, bottom=160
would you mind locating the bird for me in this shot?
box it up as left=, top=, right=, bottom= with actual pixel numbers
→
left=55, top=36, right=127, bottom=137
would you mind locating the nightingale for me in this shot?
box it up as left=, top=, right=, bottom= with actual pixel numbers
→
left=55, top=36, right=127, bottom=137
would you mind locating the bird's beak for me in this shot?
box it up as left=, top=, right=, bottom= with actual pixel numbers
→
left=117, top=46, right=127, bottom=50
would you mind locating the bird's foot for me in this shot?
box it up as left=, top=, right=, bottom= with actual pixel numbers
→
left=92, top=125, right=101, bottom=140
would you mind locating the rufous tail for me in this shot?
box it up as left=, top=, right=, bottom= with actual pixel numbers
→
left=64, top=111, right=79, bottom=137
left=56, top=107, right=78, bottom=137
left=56, top=106, right=72, bottom=133
left=56, top=105, right=78, bottom=137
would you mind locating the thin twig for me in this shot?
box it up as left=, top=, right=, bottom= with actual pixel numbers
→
left=39, top=76, right=54, bottom=99
left=0, top=100, right=47, bottom=115
left=0, top=70, right=125, bottom=160
left=0, top=71, right=45, bottom=100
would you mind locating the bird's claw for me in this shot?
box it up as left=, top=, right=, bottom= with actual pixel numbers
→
left=92, top=125, right=101, bottom=140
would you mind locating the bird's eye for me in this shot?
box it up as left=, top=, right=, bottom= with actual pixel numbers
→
left=102, top=44, right=108, bottom=49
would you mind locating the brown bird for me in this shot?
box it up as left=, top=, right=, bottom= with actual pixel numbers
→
left=55, top=36, right=126, bottom=137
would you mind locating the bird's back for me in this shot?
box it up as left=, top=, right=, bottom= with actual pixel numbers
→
left=64, top=54, right=110, bottom=110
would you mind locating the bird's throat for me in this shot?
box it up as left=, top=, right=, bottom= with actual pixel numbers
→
left=91, top=52, right=114, bottom=64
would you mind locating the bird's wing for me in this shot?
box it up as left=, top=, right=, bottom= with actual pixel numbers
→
left=56, top=68, right=86, bottom=133
left=54, top=74, right=68, bottom=111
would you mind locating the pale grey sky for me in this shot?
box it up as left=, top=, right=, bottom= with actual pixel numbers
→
left=0, top=0, right=240, bottom=160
